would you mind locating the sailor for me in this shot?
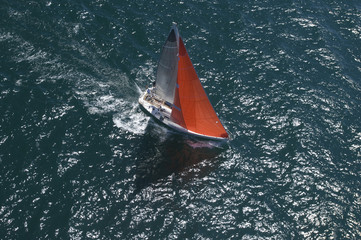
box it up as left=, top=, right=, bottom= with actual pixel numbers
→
left=152, top=106, right=158, bottom=115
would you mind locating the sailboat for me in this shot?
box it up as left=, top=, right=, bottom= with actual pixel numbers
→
left=139, top=24, right=229, bottom=141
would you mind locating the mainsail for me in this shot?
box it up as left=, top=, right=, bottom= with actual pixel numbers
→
left=155, top=25, right=179, bottom=104
left=171, top=37, right=228, bottom=139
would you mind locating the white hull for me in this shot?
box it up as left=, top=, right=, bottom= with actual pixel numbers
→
left=138, top=88, right=227, bottom=141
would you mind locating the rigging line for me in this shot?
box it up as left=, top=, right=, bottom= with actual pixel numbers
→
left=163, top=46, right=178, bottom=49
left=159, top=62, right=176, bottom=70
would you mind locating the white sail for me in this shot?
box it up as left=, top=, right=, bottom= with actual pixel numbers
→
left=154, top=24, right=179, bottom=104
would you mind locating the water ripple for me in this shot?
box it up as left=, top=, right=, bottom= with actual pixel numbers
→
left=1, top=0, right=361, bottom=239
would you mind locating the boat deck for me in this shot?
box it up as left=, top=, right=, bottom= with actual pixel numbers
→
left=138, top=88, right=228, bottom=141
left=140, top=89, right=172, bottom=121
left=143, top=92, right=171, bottom=110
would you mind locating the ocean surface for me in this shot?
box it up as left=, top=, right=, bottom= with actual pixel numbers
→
left=1, top=0, right=361, bottom=239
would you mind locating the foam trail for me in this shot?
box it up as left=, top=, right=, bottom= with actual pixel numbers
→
left=113, top=102, right=149, bottom=135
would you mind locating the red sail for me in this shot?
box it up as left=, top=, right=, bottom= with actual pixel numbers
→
left=171, top=37, right=228, bottom=139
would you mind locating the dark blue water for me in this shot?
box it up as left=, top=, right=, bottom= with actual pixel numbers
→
left=1, top=0, right=361, bottom=239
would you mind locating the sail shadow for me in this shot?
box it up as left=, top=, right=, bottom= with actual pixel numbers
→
left=134, top=120, right=226, bottom=192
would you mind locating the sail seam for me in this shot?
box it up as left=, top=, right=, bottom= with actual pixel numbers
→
left=159, top=62, right=174, bottom=70
left=178, top=66, right=194, bottom=70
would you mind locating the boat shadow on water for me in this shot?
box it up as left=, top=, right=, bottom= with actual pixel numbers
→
left=134, top=120, right=227, bottom=192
